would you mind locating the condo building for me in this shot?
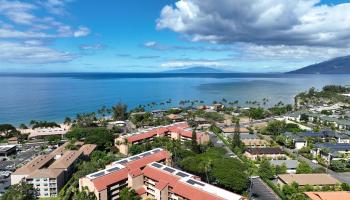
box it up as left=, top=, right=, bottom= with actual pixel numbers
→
left=11, top=143, right=96, bottom=197
left=115, top=122, right=210, bottom=155
left=79, top=148, right=244, bottom=200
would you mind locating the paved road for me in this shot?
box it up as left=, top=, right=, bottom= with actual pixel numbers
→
left=250, top=177, right=280, bottom=200
left=283, top=147, right=350, bottom=184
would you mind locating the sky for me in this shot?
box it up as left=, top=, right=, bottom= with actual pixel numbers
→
left=0, top=0, right=350, bottom=73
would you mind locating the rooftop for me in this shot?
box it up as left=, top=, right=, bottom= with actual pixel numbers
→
left=245, top=147, right=284, bottom=155
left=13, top=143, right=68, bottom=175
left=123, top=122, right=204, bottom=143
left=27, top=168, right=64, bottom=179
left=277, top=174, right=339, bottom=186
left=304, top=191, right=350, bottom=200
left=146, top=162, right=243, bottom=200
left=48, top=150, right=83, bottom=169
left=0, top=145, right=16, bottom=153
left=270, top=160, right=298, bottom=169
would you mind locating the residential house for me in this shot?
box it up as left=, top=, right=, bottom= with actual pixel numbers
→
left=270, top=160, right=298, bottom=174
left=312, top=143, right=350, bottom=163
left=244, top=148, right=285, bottom=160
left=277, top=174, right=339, bottom=187
left=304, top=191, right=350, bottom=200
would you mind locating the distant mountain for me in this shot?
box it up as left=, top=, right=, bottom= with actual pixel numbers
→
left=288, top=55, right=350, bottom=74
left=162, top=67, right=231, bottom=73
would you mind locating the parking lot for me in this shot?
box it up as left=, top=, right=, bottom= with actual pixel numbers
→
left=0, top=143, right=47, bottom=171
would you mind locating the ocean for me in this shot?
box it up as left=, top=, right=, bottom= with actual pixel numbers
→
left=1, top=73, right=350, bottom=125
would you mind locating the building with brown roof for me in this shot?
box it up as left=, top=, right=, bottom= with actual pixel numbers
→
left=115, top=122, right=209, bottom=155
left=244, top=147, right=285, bottom=160
left=11, top=143, right=96, bottom=198
left=26, top=169, right=65, bottom=197
left=79, top=148, right=244, bottom=200
left=304, top=191, right=350, bottom=200
left=277, top=174, right=340, bottom=187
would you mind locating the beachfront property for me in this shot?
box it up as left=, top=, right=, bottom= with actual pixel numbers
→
left=311, top=143, right=350, bottom=163
left=269, top=160, right=298, bottom=174
left=19, top=124, right=71, bottom=139
left=304, top=191, right=350, bottom=200
left=244, top=147, right=286, bottom=160
left=277, top=174, right=340, bottom=187
left=79, top=148, right=244, bottom=200
left=11, top=142, right=96, bottom=197
left=0, top=145, right=16, bottom=158
left=115, top=122, right=210, bottom=155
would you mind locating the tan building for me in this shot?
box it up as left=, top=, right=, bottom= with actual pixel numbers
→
left=244, top=147, right=285, bottom=160
left=277, top=174, right=340, bottom=187
left=242, top=139, right=269, bottom=147
left=11, top=143, right=96, bottom=197
left=304, top=191, right=350, bottom=200
left=79, top=148, right=244, bottom=200
left=115, top=122, right=210, bottom=155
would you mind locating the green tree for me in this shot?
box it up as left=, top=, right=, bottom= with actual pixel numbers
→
left=64, top=117, right=72, bottom=125
left=119, top=188, right=141, bottom=200
left=1, top=182, right=36, bottom=200
left=211, top=158, right=248, bottom=193
left=341, top=183, right=350, bottom=191
left=112, top=103, right=128, bottom=120
left=275, top=163, right=287, bottom=174
left=296, top=161, right=312, bottom=174
left=191, top=129, right=200, bottom=153
left=265, top=120, right=287, bottom=136
left=19, top=123, right=28, bottom=129
left=248, top=107, right=266, bottom=120
left=258, top=159, right=275, bottom=179
left=330, top=160, right=347, bottom=172
left=74, top=187, right=97, bottom=200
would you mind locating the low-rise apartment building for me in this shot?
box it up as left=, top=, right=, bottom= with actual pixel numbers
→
left=79, top=148, right=244, bottom=200
left=311, top=143, right=350, bottom=163
left=244, top=147, right=285, bottom=160
left=277, top=174, right=340, bottom=187
left=270, top=160, right=298, bottom=174
left=115, top=122, right=209, bottom=155
left=11, top=143, right=96, bottom=197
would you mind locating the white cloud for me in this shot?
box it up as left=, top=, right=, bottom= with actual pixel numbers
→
left=74, top=26, right=90, bottom=37
left=157, top=0, right=350, bottom=47
left=241, top=44, right=350, bottom=61
left=0, top=41, right=75, bottom=64
left=79, top=44, right=105, bottom=51
left=0, top=0, right=37, bottom=25
left=0, top=0, right=90, bottom=65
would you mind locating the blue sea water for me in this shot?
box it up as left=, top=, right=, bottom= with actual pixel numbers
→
left=0, top=73, right=350, bottom=125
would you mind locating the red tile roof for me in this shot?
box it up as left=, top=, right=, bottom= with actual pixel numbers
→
left=172, top=182, right=221, bottom=200
left=155, top=180, right=168, bottom=190
left=126, top=122, right=205, bottom=143
left=92, top=168, right=128, bottom=192
left=143, top=166, right=222, bottom=200
left=91, top=150, right=170, bottom=192
left=125, top=151, right=170, bottom=170
left=142, top=166, right=180, bottom=187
